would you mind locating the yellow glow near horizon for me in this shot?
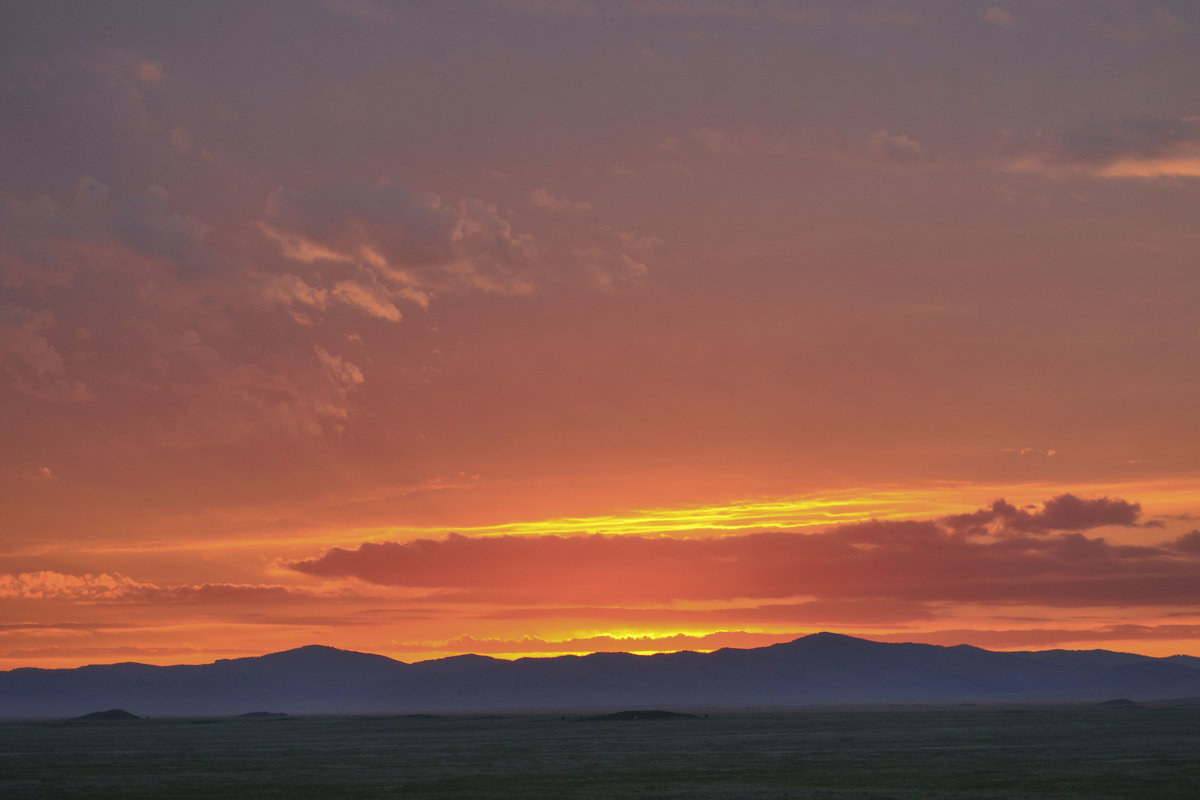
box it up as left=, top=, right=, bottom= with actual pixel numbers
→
left=353, top=476, right=1200, bottom=541
left=383, top=629, right=804, bottom=663
left=22, top=475, right=1199, bottom=558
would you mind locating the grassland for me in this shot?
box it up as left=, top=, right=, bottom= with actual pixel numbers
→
left=2, top=705, right=1198, bottom=798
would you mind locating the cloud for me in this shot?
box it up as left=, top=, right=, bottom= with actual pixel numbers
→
left=572, top=224, right=660, bottom=287
left=265, top=182, right=458, bottom=268
left=332, top=271, right=406, bottom=322
left=0, top=179, right=379, bottom=438
left=263, top=181, right=537, bottom=299
left=1002, top=447, right=1059, bottom=459
left=3, top=177, right=221, bottom=277
left=314, top=344, right=365, bottom=387
left=982, top=8, right=1019, bottom=30
left=89, top=49, right=164, bottom=87
left=1021, top=493, right=1142, bottom=531
left=289, top=494, right=1196, bottom=608
left=941, top=494, right=1142, bottom=535
left=647, top=161, right=694, bottom=177
left=867, top=129, right=924, bottom=164
left=448, top=198, right=538, bottom=294
left=1169, top=530, right=1200, bottom=554
left=688, top=126, right=810, bottom=159
left=104, top=183, right=217, bottom=272
left=0, top=194, right=84, bottom=289
left=1, top=170, right=647, bottom=443
left=683, top=125, right=928, bottom=169
left=0, top=571, right=355, bottom=604
left=691, top=126, right=749, bottom=157
left=260, top=273, right=329, bottom=312
left=0, top=571, right=155, bottom=601
left=573, top=248, right=648, bottom=288
left=529, top=188, right=592, bottom=213
left=0, top=304, right=91, bottom=401
left=1004, top=116, right=1200, bottom=178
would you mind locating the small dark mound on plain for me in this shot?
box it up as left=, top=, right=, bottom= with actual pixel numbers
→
left=584, top=710, right=700, bottom=721
left=75, top=709, right=142, bottom=721
left=237, top=711, right=290, bottom=719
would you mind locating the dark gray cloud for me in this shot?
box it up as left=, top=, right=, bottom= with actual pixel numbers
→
left=265, top=182, right=460, bottom=269
left=1005, top=115, right=1200, bottom=176
left=1056, top=117, right=1200, bottom=164
left=1169, top=530, right=1200, bottom=554
left=289, top=494, right=1196, bottom=607
left=942, top=494, right=1142, bottom=535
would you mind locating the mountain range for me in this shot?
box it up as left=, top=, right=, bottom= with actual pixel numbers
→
left=4, top=633, right=1200, bottom=719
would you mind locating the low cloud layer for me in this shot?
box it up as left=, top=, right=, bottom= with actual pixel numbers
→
left=0, top=571, right=348, bottom=605
left=290, top=494, right=1198, bottom=608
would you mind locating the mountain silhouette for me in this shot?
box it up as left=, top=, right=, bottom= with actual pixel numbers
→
left=3, top=633, right=1199, bottom=719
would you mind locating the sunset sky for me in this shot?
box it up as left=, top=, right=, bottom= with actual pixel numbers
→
left=2, top=0, right=1199, bottom=670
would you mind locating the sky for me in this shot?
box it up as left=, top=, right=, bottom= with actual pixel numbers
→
left=1, top=0, right=1199, bottom=670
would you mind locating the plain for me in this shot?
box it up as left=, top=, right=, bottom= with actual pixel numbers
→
left=2, top=704, right=1199, bottom=799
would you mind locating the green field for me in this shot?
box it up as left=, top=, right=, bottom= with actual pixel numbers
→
left=2, top=705, right=1198, bottom=798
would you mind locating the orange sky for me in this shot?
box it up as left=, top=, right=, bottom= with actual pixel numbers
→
left=2, top=1, right=1200, bottom=670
